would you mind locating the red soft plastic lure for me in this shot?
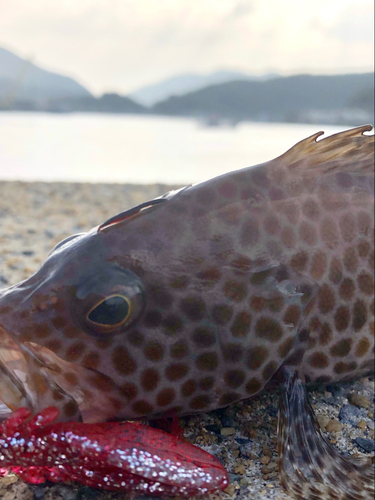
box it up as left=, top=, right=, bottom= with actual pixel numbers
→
left=0, top=407, right=228, bottom=496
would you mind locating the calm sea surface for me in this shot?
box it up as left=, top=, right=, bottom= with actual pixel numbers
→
left=0, top=112, right=350, bottom=184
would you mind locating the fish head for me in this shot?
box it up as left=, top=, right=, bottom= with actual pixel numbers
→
left=0, top=174, right=287, bottom=423
left=0, top=184, right=234, bottom=421
left=0, top=228, right=136, bottom=422
left=0, top=208, right=166, bottom=422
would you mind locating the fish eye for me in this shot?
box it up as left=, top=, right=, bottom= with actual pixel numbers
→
left=87, top=295, right=131, bottom=328
left=75, top=266, right=145, bottom=336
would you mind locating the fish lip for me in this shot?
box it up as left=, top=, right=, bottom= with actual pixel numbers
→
left=24, top=341, right=126, bottom=423
left=0, top=362, right=31, bottom=415
left=0, top=317, right=122, bottom=422
left=0, top=328, right=80, bottom=420
left=0, top=400, right=12, bottom=421
left=0, top=328, right=37, bottom=414
left=0, top=284, right=48, bottom=414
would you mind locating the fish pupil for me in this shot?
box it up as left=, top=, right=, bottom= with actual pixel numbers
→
left=88, top=295, right=129, bottom=325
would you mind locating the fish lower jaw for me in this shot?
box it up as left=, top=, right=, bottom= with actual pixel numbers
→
left=0, top=331, right=38, bottom=418
left=0, top=376, right=34, bottom=420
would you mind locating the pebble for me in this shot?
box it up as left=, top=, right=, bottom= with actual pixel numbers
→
left=317, top=415, right=330, bottom=430
left=262, top=446, right=272, bottom=457
left=32, top=487, right=47, bottom=500
left=0, top=475, right=18, bottom=486
left=234, top=464, right=247, bottom=475
left=347, top=393, right=371, bottom=409
left=223, top=484, right=236, bottom=496
left=55, top=485, right=78, bottom=500
left=326, top=419, right=343, bottom=433
left=229, top=442, right=240, bottom=451
left=220, top=427, right=236, bottom=436
left=221, top=416, right=234, bottom=427
left=338, top=404, right=366, bottom=426
left=325, top=383, right=349, bottom=399
left=357, top=419, right=367, bottom=430
left=235, top=437, right=251, bottom=445
left=248, top=428, right=258, bottom=439
left=205, top=424, right=221, bottom=435
left=355, top=437, right=375, bottom=453
left=239, top=441, right=253, bottom=459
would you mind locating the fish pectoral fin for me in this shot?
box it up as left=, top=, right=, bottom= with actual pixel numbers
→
left=278, top=368, right=374, bottom=500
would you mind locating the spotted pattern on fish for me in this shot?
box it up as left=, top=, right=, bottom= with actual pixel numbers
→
left=0, top=125, right=374, bottom=499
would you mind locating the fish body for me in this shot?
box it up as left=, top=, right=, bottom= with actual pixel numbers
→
left=0, top=125, right=374, bottom=498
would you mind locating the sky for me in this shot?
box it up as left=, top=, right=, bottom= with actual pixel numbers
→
left=0, top=0, right=373, bottom=95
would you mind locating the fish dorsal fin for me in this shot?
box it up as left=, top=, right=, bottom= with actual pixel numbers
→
left=278, top=124, right=374, bottom=174
left=98, top=198, right=167, bottom=232
left=98, top=186, right=189, bottom=232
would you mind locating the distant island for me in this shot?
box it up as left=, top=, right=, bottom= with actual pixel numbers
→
left=152, top=73, right=374, bottom=127
left=0, top=46, right=373, bottom=126
left=129, top=70, right=279, bottom=106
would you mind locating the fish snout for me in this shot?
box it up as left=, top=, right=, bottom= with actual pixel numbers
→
left=0, top=286, right=41, bottom=416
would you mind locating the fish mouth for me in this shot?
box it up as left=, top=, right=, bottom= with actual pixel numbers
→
left=0, top=325, right=37, bottom=419
left=0, top=324, right=123, bottom=423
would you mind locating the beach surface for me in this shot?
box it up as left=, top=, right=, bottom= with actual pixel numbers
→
left=0, top=181, right=373, bottom=500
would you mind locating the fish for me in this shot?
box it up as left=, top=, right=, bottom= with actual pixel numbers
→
left=0, top=125, right=374, bottom=499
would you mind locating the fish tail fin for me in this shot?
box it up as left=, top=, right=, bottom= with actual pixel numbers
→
left=278, top=368, right=374, bottom=500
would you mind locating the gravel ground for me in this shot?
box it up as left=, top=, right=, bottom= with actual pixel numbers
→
left=0, top=181, right=374, bottom=500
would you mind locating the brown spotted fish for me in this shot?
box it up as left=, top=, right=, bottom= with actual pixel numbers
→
left=0, top=125, right=374, bottom=499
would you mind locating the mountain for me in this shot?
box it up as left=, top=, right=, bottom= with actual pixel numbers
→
left=130, top=70, right=278, bottom=106
left=0, top=46, right=92, bottom=106
left=1, top=50, right=372, bottom=126
left=152, top=73, right=374, bottom=125
left=349, top=86, right=374, bottom=110
left=46, top=93, right=146, bottom=114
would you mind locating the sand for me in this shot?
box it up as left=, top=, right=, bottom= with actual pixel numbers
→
left=0, top=181, right=373, bottom=500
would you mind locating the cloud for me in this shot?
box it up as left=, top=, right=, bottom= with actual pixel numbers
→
left=329, top=5, right=374, bottom=43
left=230, top=1, right=254, bottom=18
left=0, top=0, right=373, bottom=94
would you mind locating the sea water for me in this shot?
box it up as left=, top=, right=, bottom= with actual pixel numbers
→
left=0, top=112, right=350, bottom=184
